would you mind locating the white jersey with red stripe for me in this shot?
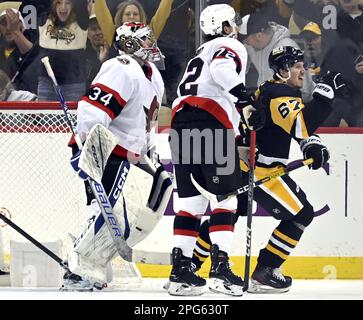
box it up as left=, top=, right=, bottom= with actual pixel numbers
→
left=172, top=36, right=248, bottom=135
left=76, top=54, right=164, bottom=155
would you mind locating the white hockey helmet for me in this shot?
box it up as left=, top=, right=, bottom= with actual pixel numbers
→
left=114, top=22, right=162, bottom=62
left=200, top=4, right=238, bottom=37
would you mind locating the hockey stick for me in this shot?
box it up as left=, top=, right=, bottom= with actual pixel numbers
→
left=243, top=130, right=256, bottom=292
left=0, top=212, right=106, bottom=289
left=41, top=57, right=172, bottom=265
left=0, top=212, right=68, bottom=270
left=191, top=158, right=314, bottom=203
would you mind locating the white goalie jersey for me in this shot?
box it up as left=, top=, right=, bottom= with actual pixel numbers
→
left=172, top=36, right=248, bottom=135
left=77, top=54, right=164, bottom=155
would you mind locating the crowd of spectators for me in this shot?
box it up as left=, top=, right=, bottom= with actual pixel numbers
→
left=0, top=0, right=362, bottom=126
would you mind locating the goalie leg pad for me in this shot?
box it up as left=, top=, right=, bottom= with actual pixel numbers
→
left=79, top=124, right=119, bottom=183
left=107, top=159, right=131, bottom=207
left=69, top=194, right=135, bottom=283
left=68, top=213, right=119, bottom=283
left=126, top=166, right=173, bottom=247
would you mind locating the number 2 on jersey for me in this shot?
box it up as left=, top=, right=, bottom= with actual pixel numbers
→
left=179, top=58, right=204, bottom=96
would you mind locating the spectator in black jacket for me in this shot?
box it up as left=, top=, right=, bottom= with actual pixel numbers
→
left=318, top=0, right=363, bottom=126
left=84, top=13, right=109, bottom=87
left=336, top=0, right=363, bottom=45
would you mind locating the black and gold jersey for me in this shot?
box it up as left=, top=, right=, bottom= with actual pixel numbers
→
left=254, top=80, right=331, bottom=168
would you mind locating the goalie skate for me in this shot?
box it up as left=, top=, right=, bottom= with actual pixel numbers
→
left=60, top=270, right=106, bottom=292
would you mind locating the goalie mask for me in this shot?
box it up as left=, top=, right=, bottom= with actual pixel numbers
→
left=114, top=22, right=162, bottom=63
left=200, top=4, right=240, bottom=38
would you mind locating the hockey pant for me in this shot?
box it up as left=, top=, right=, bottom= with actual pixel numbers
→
left=171, top=107, right=242, bottom=258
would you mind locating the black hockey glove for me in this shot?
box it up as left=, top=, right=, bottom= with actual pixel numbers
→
left=300, top=135, right=330, bottom=170
left=229, top=83, right=255, bottom=113
left=313, top=71, right=346, bottom=101
left=248, top=107, right=266, bottom=131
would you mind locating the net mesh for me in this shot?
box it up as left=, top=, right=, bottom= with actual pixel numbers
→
left=0, top=107, right=141, bottom=285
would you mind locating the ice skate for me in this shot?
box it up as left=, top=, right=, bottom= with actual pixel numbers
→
left=60, top=270, right=106, bottom=292
left=209, top=245, right=244, bottom=296
left=248, top=264, right=292, bottom=293
left=168, top=248, right=206, bottom=296
left=163, top=261, right=200, bottom=291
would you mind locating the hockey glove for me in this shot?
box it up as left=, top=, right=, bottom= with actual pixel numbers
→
left=300, top=135, right=330, bottom=170
left=70, top=150, right=89, bottom=180
left=241, top=105, right=266, bottom=131
left=248, top=107, right=266, bottom=131
left=229, top=83, right=255, bottom=113
left=313, top=71, right=346, bottom=101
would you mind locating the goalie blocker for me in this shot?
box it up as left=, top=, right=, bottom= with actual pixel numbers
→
left=67, top=124, right=173, bottom=285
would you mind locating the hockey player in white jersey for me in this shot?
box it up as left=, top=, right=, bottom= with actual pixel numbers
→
left=62, top=22, right=172, bottom=291
left=168, top=4, right=254, bottom=296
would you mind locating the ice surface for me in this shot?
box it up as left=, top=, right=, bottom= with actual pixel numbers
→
left=0, top=279, right=362, bottom=300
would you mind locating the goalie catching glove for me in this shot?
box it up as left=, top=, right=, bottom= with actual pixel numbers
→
left=300, top=135, right=330, bottom=170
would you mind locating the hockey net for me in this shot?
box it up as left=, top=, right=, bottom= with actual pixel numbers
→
left=0, top=102, right=141, bottom=287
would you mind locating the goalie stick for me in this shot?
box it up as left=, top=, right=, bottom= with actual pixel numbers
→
left=0, top=212, right=70, bottom=271
left=0, top=212, right=107, bottom=289
left=191, top=158, right=314, bottom=203
left=0, top=212, right=68, bottom=270
left=41, top=57, right=172, bottom=265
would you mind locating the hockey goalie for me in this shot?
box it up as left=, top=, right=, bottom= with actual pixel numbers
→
left=61, top=23, right=173, bottom=291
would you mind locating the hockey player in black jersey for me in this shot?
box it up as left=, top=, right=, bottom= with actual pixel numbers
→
left=187, top=46, right=347, bottom=293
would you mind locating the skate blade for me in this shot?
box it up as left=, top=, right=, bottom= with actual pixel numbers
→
left=60, top=285, right=93, bottom=292
left=168, top=282, right=205, bottom=296
left=209, top=278, right=243, bottom=297
left=247, top=280, right=291, bottom=294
